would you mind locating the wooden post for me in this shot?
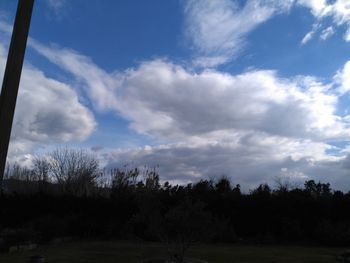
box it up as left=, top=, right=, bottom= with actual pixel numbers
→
left=0, top=0, right=35, bottom=192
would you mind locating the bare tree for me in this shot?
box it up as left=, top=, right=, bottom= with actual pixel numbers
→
left=3, top=163, right=36, bottom=194
left=273, top=176, right=300, bottom=194
left=8, top=163, right=33, bottom=181
left=33, top=157, right=49, bottom=181
left=47, top=147, right=100, bottom=196
left=32, top=156, right=51, bottom=192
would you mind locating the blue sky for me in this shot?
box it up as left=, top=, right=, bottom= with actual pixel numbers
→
left=1, top=0, right=350, bottom=189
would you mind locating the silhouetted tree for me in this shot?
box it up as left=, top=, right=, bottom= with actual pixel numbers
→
left=251, top=183, right=271, bottom=197
left=144, top=167, right=160, bottom=191
left=2, top=149, right=350, bottom=248
left=46, top=147, right=100, bottom=196
left=304, top=180, right=331, bottom=198
left=32, top=156, right=50, bottom=192
left=215, top=176, right=231, bottom=193
left=111, top=167, right=139, bottom=192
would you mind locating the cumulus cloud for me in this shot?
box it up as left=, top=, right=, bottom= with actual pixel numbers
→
left=0, top=43, right=96, bottom=164
left=103, top=134, right=350, bottom=191
left=114, top=61, right=349, bottom=141
left=183, top=0, right=293, bottom=67
left=28, top=42, right=350, bottom=141
left=23, top=38, right=350, bottom=188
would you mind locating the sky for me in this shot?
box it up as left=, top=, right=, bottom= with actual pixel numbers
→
left=1, top=0, right=350, bottom=190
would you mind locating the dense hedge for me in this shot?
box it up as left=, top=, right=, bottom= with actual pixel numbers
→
left=1, top=177, right=350, bottom=248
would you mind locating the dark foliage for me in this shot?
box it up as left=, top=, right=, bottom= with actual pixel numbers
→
left=1, top=162, right=350, bottom=252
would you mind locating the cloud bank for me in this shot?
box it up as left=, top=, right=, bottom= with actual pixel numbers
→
left=24, top=38, right=350, bottom=190
left=0, top=43, right=96, bottom=166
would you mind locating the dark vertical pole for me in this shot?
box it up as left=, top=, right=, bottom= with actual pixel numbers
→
left=0, top=0, right=35, bottom=192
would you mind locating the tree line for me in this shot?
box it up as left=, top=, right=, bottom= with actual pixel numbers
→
left=1, top=147, right=350, bottom=256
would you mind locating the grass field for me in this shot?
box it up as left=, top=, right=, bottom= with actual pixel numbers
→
left=0, top=240, right=347, bottom=263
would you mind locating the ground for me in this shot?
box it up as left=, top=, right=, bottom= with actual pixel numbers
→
left=0, top=240, right=347, bottom=263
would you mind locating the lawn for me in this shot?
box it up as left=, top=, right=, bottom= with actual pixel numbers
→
left=0, top=240, right=347, bottom=263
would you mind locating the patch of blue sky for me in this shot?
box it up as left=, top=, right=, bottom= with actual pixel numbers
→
left=24, top=47, right=73, bottom=84
left=221, top=6, right=350, bottom=80
left=0, top=0, right=16, bottom=20
left=81, top=112, right=157, bottom=149
left=28, top=0, right=187, bottom=72
left=335, top=94, right=350, bottom=116
left=326, top=141, right=350, bottom=156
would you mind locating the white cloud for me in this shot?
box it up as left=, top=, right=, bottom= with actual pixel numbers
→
left=29, top=43, right=349, bottom=141
left=301, top=31, right=314, bottom=45
left=298, top=0, right=350, bottom=42
left=334, top=60, right=350, bottom=94
left=113, top=61, right=348, bottom=141
left=103, top=134, right=350, bottom=191
left=320, top=26, right=335, bottom=40
left=184, top=0, right=350, bottom=63
left=185, top=0, right=350, bottom=54
left=0, top=43, right=96, bottom=164
left=329, top=0, right=350, bottom=26
left=345, top=26, right=350, bottom=41
left=297, top=0, right=328, bottom=17
left=301, top=24, right=319, bottom=45
left=29, top=40, right=119, bottom=112
left=184, top=0, right=293, bottom=67
left=23, top=40, right=350, bottom=188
